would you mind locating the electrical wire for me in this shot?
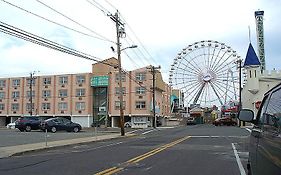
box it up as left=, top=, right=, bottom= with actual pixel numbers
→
left=0, top=0, right=111, bottom=42
left=35, top=0, right=115, bottom=43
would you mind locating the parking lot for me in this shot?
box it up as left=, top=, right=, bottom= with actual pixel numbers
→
left=0, top=127, right=123, bottom=147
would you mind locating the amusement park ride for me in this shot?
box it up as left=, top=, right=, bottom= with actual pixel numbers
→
left=169, top=10, right=265, bottom=119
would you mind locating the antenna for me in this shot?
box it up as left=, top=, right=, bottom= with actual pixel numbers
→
left=248, top=25, right=251, bottom=43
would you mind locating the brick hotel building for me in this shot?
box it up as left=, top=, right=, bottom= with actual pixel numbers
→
left=0, top=58, right=172, bottom=128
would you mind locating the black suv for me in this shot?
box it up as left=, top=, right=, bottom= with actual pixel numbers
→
left=15, top=116, right=41, bottom=132
left=238, top=83, right=281, bottom=175
left=40, top=117, right=81, bottom=133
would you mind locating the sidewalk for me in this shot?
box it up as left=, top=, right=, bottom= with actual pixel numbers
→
left=0, top=132, right=134, bottom=158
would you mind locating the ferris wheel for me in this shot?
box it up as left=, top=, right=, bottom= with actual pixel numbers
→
left=169, top=40, right=241, bottom=107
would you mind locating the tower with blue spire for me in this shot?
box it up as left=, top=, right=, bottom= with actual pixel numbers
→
left=243, top=43, right=261, bottom=95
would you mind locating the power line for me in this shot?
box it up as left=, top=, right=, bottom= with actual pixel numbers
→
left=35, top=0, right=114, bottom=43
left=86, top=0, right=111, bottom=16
left=0, top=0, right=111, bottom=42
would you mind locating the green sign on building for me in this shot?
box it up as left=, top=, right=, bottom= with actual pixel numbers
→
left=91, top=76, right=109, bottom=87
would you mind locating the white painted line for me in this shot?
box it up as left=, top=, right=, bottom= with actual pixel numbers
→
left=142, top=130, right=154, bottom=135
left=231, top=143, right=246, bottom=175
left=245, top=128, right=252, bottom=133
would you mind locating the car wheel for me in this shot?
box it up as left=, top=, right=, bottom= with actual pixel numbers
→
left=73, top=127, right=79, bottom=133
left=25, top=125, right=32, bottom=132
left=51, top=126, right=57, bottom=133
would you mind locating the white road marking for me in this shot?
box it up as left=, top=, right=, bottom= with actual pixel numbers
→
left=245, top=128, right=252, bottom=133
left=231, top=143, right=246, bottom=175
left=142, top=130, right=155, bottom=135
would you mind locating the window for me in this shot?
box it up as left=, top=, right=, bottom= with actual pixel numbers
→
left=26, top=78, right=36, bottom=86
left=0, top=104, right=4, bottom=110
left=42, top=90, right=51, bottom=98
left=76, top=102, right=85, bottom=110
left=260, top=88, right=281, bottom=131
left=58, top=102, right=68, bottom=110
left=12, top=91, right=20, bottom=99
left=26, top=91, right=35, bottom=98
left=43, top=77, right=51, bottom=85
left=59, top=76, right=68, bottom=85
left=115, top=73, right=126, bottom=82
left=115, top=101, right=126, bottom=110
left=115, top=87, right=126, bottom=95
left=59, top=89, right=68, bottom=97
left=0, top=80, right=6, bottom=87
left=12, top=79, right=20, bottom=86
left=76, top=89, right=85, bottom=97
left=136, top=87, right=146, bottom=95
left=11, top=103, right=19, bottom=111
left=26, top=103, right=34, bottom=111
left=0, top=92, right=5, bottom=99
left=76, top=75, right=85, bottom=84
left=136, top=72, right=146, bottom=81
left=42, top=103, right=51, bottom=110
left=136, top=101, right=146, bottom=109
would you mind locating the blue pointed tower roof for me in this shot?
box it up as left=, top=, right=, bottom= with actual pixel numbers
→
left=243, top=43, right=260, bottom=67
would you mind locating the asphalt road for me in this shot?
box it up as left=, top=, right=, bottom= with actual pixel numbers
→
left=0, top=125, right=250, bottom=175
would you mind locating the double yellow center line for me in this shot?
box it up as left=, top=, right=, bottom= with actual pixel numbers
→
left=95, top=136, right=191, bottom=175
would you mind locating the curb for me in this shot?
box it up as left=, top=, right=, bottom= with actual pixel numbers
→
left=0, top=133, right=136, bottom=158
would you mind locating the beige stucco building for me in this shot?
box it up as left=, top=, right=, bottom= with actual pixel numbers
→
left=0, top=58, right=171, bottom=128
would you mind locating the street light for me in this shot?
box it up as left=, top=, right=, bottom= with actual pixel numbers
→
left=121, top=45, right=138, bottom=51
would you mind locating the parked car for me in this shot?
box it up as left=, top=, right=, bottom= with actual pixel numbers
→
left=6, top=122, right=16, bottom=129
left=186, top=117, right=196, bottom=125
left=238, top=83, right=281, bottom=175
left=15, top=116, right=42, bottom=132
left=124, top=122, right=132, bottom=128
left=40, top=117, right=81, bottom=133
left=212, top=117, right=237, bottom=126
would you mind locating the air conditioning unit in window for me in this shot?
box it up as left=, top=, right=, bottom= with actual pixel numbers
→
left=44, top=98, right=48, bottom=101
left=0, top=111, right=2, bottom=114
left=14, top=87, right=17, bottom=90
left=44, top=111, right=47, bottom=114
left=79, top=84, right=82, bottom=87
left=61, top=84, right=65, bottom=88
left=139, top=96, right=143, bottom=99
left=79, top=97, right=82, bottom=100
left=0, top=99, right=2, bottom=102
left=0, top=87, right=3, bottom=90
left=45, top=86, right=48, bottom=88
left=78, top=110, right=82, bottom=114
left=13, top=99, right=17, bottom=102
left=13, top=111, right=17, bottom=114
left=61, top=98, right=64, bottom=101
left=61, top=111, right=64, bottom=114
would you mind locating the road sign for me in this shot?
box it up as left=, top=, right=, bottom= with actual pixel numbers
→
left=91, top=76, right=109, bottom=87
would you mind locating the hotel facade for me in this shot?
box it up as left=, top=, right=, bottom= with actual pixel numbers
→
left=0, top=58, right=172, bottom=128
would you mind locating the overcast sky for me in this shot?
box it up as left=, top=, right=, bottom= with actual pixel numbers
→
left=0, top=0, right=280, bottom=82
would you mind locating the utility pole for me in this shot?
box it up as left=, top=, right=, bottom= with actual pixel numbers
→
left=149, top=66, right=161, bottom=128
left=27, top=72, right=37, bottom=116
left=113, top=11, right=125, bottom=136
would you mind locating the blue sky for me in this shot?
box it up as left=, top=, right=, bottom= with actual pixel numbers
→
left=0, top=0, right=280, bottom=82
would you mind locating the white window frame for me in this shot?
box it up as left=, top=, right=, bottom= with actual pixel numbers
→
left=42, top=103, right=51, bottom=110
left=76, top=102, right=85, bottom=110
left=58, top=102, right=68, bottom=110
left=42, top=90, right=51, bottom=98
left=59, top=89, right=68, bottom=97
left=114, top=101, right=126, bottom=110
left=76, top=75, right=85, bottom=84
left=12, top=91, right=20, bottom=99
left=43, top=77, right=51, bottom=85
left=11, top=103, right=19, bottom=111
left=76, top=89, right=85, bottom=97
left=12, top=79, right=20, bottom=86
left=136, top=72, right=146, bottom=81
left=0, top=80, right=6, bottom=87
left=136, top=101, right=146, bottom=109
left=136, top=87, right=146, bottom=95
